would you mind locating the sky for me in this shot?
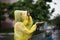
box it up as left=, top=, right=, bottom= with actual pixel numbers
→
left=47, top=0, right=60, bottom=19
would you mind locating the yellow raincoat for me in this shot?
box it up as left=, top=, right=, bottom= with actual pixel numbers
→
left=14, top=10, right=37, bottom=40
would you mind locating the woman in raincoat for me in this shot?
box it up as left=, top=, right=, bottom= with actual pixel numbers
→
left=14, top=10, right=43, bottom=40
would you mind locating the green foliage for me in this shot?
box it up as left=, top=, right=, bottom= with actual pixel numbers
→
left=12, top=0, right=52, bottom=23
left=0, top=0, right=52, bottom=22
left=51, top=15, right=60, bottom=26
left=49, top=15, right=60, bottom=30
left=0, top=3, right=14, bottom=20
left=45, top=0, right=52, bottom=2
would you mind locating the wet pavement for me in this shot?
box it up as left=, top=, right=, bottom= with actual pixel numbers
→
left=0, top=31, right=60, bottom=40
left=52, top=30, right=60, bottom=40
left=0, top=33, right=14, bottom=40
left=0, top=33, right=45, bottom=40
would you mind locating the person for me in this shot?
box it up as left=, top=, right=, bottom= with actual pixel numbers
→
left=45, top=36, right=53, bottom=40
left=14, top=10, right=44, bottom=40
left=1, top=8, right=13, bottom=28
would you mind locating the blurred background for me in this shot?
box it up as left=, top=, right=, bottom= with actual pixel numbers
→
left=0, top=0, right=60, bottom=40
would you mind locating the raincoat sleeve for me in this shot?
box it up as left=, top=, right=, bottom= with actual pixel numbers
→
left=15, top=22, right=37, bottom=34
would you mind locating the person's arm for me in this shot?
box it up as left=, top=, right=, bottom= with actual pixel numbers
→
left=23, top=16, right=33, bottom=27
left=14, top=22, right=44, bottom=34
left=27, top=22, right=44, bottom=34
left=14, top=22, right=37, bottom=34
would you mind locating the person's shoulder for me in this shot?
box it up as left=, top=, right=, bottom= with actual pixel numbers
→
left=29, top=16, right=32, bottom=19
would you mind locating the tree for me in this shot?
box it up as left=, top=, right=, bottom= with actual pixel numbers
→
left=51, top=15, right=60, bottom=30
left=12, top=0, right=52, bottom=22
left=0, top=0, right=52, bottom=22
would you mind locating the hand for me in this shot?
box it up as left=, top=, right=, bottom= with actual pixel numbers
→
left=35, top=21, right=44, bottom=25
